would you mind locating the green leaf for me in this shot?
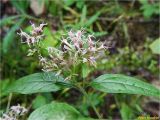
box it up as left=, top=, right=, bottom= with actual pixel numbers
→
left=76, top=0, right=85, bottom=9
left=120, top=103, right=133, bottom=120
left=139, top=0, right=159, bottom=18
left=28, top=102, right=93, bottom=120
left=32, top=95, right=47, bottom=109
left=48, top=1, right=58, bottom=16
left=93, top=31, right=108, bottom=37
left=91, top=74, right=160, bottom=97
left=11, top=0, right=29, bottom=13
left=2, top=18, right=24, bottom=53
left=0, top=15, right=20, bottom=27
left=64, top=0, right=75, bottom=6
left=6, top=72, right=65, bottom=94
left=41, top=27, right=58, bottom=48
left=84, top=11, right=101, bottom=27
left=150, top=38, right=160, bottom=54
left=80, top=5, right=87, bottom=25
left=0, top=79, right=10, bottom=97
left=82, top=64, right=91, bottom=78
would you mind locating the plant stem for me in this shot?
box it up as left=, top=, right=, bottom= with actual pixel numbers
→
left=78, top=86, right=102, bottom=119
left=6, top=93, right=12, bottom=112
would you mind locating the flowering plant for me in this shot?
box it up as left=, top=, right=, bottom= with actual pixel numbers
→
left=17, top=22, right=107, bottom=80
left=5, top=22, right=160, bottom=120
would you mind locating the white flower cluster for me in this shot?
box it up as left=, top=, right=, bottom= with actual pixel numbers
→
left=17, top=22, right=47, bottom=47
left=39, top=29, right=107, bottom=73
left=1, top=104, right=27, bottom=120
left=18, top=23, right=107, bottom=76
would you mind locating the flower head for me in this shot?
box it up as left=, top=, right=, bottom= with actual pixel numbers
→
left=18, top=23, right=108, bottom=79
left=1, top=104, right=27, bottom=120
left=17, top=22, right=47, bottom=47
left=40, top=29, right=107, bottom=73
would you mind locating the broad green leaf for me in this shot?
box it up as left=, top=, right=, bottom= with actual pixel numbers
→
left=150, top=38, right=160, bottom=54
left=2, top=18, right=24, bottom=53
left=91, top=74, right=160, bottom=97
left=6, top=72, right=65, bottom=94
left=28, top=102, right=93, bottom=120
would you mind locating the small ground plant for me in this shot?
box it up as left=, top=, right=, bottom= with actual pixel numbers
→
left=2, top=22, right=160, bottom=120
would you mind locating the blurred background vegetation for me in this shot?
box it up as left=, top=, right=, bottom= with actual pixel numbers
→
left=0, top=0, right=160, bottom=119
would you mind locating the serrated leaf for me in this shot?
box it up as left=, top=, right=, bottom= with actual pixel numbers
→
left=91, top=74, right=160, bottom=97
left=2, top=18, right=24, bottom=53
left=150, top=38, right=160, bottom=54
left=28, top=102, right=93, bottom=120
left=6, top=72, right=65, bottom=94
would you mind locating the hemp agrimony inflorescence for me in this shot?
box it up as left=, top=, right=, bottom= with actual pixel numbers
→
left=17, top=22, right=47, bottom=47
left=18, top=22, right=107, bottom=78
left=1, top=104, right=27, bottom=120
